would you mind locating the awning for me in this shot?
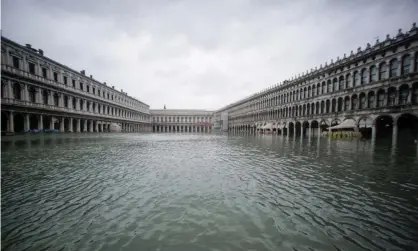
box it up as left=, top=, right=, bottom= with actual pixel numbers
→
left=329, top=119, right=357, bottom=130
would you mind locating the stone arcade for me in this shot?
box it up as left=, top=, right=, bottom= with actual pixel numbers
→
left=213, top=24, right=418, bottom=144
left=1, top=37, right=152, bottom=134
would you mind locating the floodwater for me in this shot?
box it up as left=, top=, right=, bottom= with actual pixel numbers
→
left=1, top=133, right=418, bottom=251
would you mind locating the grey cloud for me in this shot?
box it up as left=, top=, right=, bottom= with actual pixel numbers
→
left=2, top=0, right=417, bottom=110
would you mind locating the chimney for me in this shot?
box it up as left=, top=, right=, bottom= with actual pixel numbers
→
left=38, top=49, right=44, bottom=56
left=90, top=75, right=93, bottom=78
left=112, top=86, right=115, bottom=89
left=26, top=44, right=31, bottom=48
left=80, top=70, right=85, bottom=75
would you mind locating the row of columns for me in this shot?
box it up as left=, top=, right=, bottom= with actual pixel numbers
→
left=3, top=111, right=152, bottom=133
left=154, top=125, right=212, bottom=133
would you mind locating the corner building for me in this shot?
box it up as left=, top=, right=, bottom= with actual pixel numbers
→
left=214, top=24, right=418, bottom=142
left=1, top=36, right=152, bottom=134
left=151, top=109, right=213, bottom=133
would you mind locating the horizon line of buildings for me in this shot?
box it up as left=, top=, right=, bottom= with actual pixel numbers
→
left=2, top=23, right=418, bottom=140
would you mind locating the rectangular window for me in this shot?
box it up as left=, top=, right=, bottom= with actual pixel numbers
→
left=53, top=72, right=58, bottom=82
left=42, top=68, right=47, bottom=78
left=28, top=62, right=35, bottom=74
left=12, top=56, right=19, bottom=68
left=80, top=83, right=84, bottom=91
left=72, top=79, right=76, bottom=88
left=63, top=76, right=68, bottom=85
left=93, top=87, right=96, bottom=94
left=98, top=90, right=101, bottom=96
left=87, top=85, right=90, bottom=92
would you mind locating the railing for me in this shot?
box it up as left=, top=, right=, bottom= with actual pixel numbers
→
left=2, top=64, right=150, bottom=115
left=1, top=98, right=150, bottom=123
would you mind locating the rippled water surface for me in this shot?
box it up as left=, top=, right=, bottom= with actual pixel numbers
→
left=2, top=133, right=418, bottom=251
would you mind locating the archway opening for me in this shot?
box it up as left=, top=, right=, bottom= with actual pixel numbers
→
left=397, top=113, right=418, bottom=142
left=295, top=122, right=301, bottom=136
left=288, top=122, right=294, bottom=136
left=29, top=114, right=38, bottom=130
left=54, top=118, right=61, bottom=130
left=358, top=117, right=372, bottom=138
left=302, top=121, right=309, bottom=136
left=311, top=120, right=319, bottom=137
left=64, top=118, right=70, bottom=132
left=43, top=115, right=51, bottom=130
left=14, top=113, right=25, bottom=133
left=375, top=115, right=393, bottom=139
left=2, top=112, right=9, bottom=133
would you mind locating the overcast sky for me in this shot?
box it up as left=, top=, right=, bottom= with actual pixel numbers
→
left=2, top=0, right=417, bottom=110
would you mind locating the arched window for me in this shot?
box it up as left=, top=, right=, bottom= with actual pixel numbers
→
left=346, top=73, right=351, bottom=88
left=353, top=71, right=359, bottom=87
left=327, top=80, right=332, bottom=93
left=312, top=85, right=316, bottom=97
left=64, top=96, right=68, bottom=107
left=72, top=97, right=76, bottom=109
left=339, top=76, right=344, bottom=90
left=389, top=59, right=398, bottom=77
left=361, top=69, right=367, bottom=85
left=333, top=78, right=338, bottom=91
left=379, top=62, right=387, bottom=80
left=322, top=82, right=326, bottom=94
left=402, top=54, right=411, bottom=75
left=370, top=65, right=377, bottom=82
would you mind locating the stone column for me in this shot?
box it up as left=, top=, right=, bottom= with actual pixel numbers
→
left=89, top=120, right=93, bottom=132
left=50, top=117, right=54, bottom=130
left=7, top=80, right=13, bottom=100
left=8, top=111, right=14, bottom=133
left=24, top=114, right=30, bottom=131
left=76, top=98, right=80, bottom=110
left=83, top=120, right=87, bottom=132
left=69, top=118, right=73, bottom=132
left=60, top=118, right=65, bottom=132
left=76, top=119, right=81, bottom=132
left=38, top=114, right=43, bottom=130
left=95, top=121, right=99, bottom=132
left=23, top=84, right=29, bottom=102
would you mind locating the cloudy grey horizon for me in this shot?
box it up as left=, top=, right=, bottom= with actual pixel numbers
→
left=2, top=0, right=417, bottom=110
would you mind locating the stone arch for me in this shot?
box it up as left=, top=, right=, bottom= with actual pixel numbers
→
left=13, top=112, right=25, bottom=133
left=29, top=114, right=39, bottom=130
left=295, top=121, right=302, bottom=136
left=374, top=114, right=394, bottom=139
left=344, top=96, right=350, bottom=111
left=1, top=111, right=9, bottom=132
left=288, top=122, right=295, bottom=135
left=395, top=113, right=418, bottom=141
left=54, top=117, right=61, bottom=130
left=326, top=99, right=330, bottom=113
left=359, top=92, right=366, bottom=110
left=339, top=75, right=345, bottom=90
left=311, top=120, right=319, bottom=136
left=302, top=121, right=309, bottom=136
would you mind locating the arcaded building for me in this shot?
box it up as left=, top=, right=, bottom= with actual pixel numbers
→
left=214, top=24, right=418, bottom=141
left=1, top=36, right=152, bottom=134
left=150, top=109, right=213, bottom=133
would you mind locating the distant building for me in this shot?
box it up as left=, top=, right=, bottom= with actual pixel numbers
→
left=150, top=109, right=213, bottom=133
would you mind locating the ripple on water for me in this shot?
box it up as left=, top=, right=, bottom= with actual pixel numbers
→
left=1, top=133, right=418, bottom=251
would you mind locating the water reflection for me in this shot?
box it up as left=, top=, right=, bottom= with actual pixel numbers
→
left=1, top=133, right=418, bottom=251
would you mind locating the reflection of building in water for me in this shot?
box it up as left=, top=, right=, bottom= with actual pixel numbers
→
left=1, top=36, right=152, bottom=135
left=150, top=109, right=213, bottom=133
left=213, top=23, right=418, bottom=143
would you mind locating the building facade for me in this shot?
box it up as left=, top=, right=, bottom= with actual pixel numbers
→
left=151, top=109, right=213, bottom=133
left=1, top=36, right=152, bottom=134
left=214, top=24, right=418, bottom=141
